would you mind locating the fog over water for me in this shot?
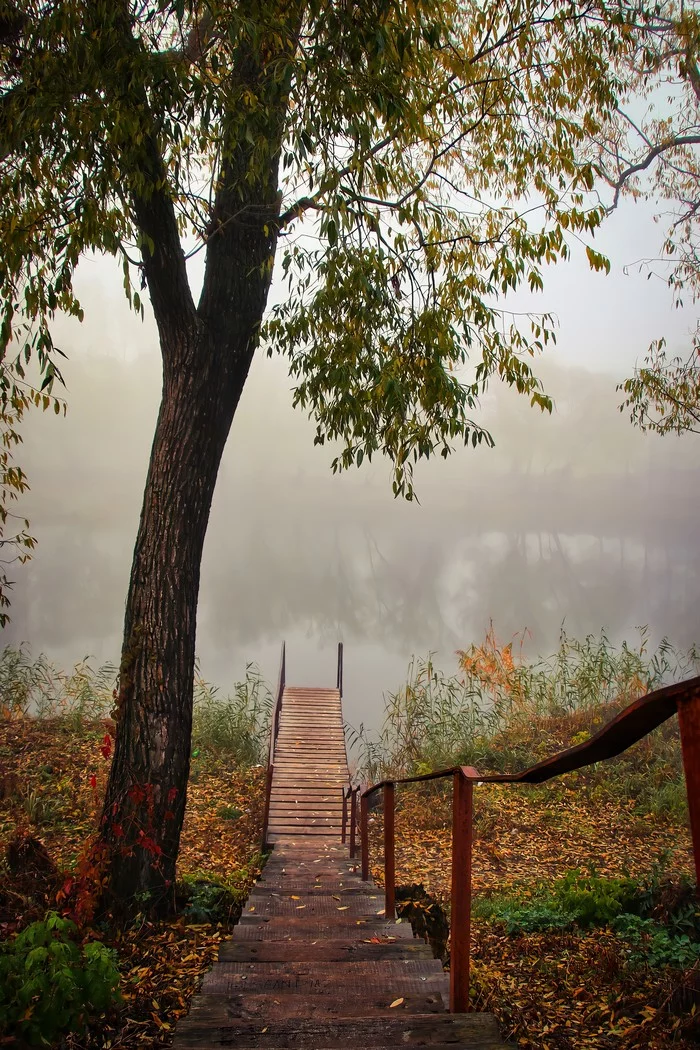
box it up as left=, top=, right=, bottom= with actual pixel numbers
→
left=4, top=205, right=700, bottom=732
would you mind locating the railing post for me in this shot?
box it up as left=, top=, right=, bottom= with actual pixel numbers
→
left=348, top=789, right=356, bottom=856
left=384, top=782, right=395, bottom=919
left=261, top=641, right=286, bottom=852
left=261, top=764, right=274, bottom=852
left=349, top=787, right=358, bottom=858
left=361, top=792, right=369, bottom=881
left=341, top=788, right=348, bottom=844
left=337, top=641, right=344, bottom=696
left=450, top=768, right=475, bottom=1013
left=677, top=690, right=700, bottom=887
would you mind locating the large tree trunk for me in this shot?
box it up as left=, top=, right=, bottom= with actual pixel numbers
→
left=98, top=141, right=282, bottom=915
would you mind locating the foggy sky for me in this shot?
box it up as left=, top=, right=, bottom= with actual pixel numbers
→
left=3, top=195, right=699, bottom=731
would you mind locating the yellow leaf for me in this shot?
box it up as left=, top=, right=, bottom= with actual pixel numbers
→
left=389, top=997, right=404, bottom=1008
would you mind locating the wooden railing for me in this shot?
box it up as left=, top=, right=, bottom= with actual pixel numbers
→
left=357, top=674, right=700, bottom=1013
left=261, top=641, right=286, bottom=851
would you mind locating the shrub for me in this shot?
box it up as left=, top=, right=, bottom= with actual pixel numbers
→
left=177, top=872, right=248, bottom=923
left=474, top=869, right=641, bottom=934
left=473, top=896, right=573, bottom=934
left=613, top=914, right=700, bottom=969
left=216, top=804, right=243, bottom=821
left=554, top=869, right=639, bottom=927
left=0, top=912, right=121, bottom=1046
left=635, top=777, right=689, bottom=822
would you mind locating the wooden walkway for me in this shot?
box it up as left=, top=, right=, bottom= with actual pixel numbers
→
left=173, top=680, right=507, bottom=1050
left=266, top=686, right=348, bottom=841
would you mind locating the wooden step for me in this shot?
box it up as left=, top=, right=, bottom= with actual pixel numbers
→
left=178, top=988, right=448, bottom=1021
left=201, top=963, right=446, bottom=995
left=217, top=938, right=435, bottom=963
left=235, top=918, right=416, bottom=940
left=173, top=1013, right=505, bottom=1049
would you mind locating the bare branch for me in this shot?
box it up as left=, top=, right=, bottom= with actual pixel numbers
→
left=605, top=135, right=700, bottom=212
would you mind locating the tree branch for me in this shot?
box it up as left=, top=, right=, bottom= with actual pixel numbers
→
left=606, top=135, right=700, bottom=212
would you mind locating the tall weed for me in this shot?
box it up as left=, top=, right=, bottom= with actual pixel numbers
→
left=192, top=663, right=272, bottom=764
left=0, top=645, right=115, bottom=724
left=1, top=647, right=273, bottom=766
left=350, top=626, right=699, bottom=782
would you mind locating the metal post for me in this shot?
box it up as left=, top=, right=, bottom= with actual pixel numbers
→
left=384, top=782, right=395, bottom=919
left=677, top=690, right=700, bottom=887
left=341, top=787, right=348, bottom=844
left=349, top=787, right=358, bottom=858
left=361, top=793, right=370, bottom=881
left=337, top=641, right=344, bottom=696
left=450, top=769, right=474, bottom=1013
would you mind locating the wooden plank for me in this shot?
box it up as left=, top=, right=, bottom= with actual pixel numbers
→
left=173, top=1013, right=504, bottom=1048
left=242, top=896, right=384, bottom=918
left=235, top=918, right=416, bottom=940
left=205, top=959, right=443, bottom=977
left=201, top=970, right=448, bottom=997
left=177, top=990, right=447, bottom=1021
left=216, top=939, right=434, bottom=963
left=216, top=940, right=432, bottom=961
left=268, top=804, right=342, bottom=813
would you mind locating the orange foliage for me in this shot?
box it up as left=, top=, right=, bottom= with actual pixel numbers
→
left=456, top=622, right=528, bottom=705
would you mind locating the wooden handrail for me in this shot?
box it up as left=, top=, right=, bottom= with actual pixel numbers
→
left=261, top=641, right=286, bottom=851
left=359, top=674, right=700, bottom=1014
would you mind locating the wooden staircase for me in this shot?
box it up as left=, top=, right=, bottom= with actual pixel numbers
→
left=173, top=652, right=508, bottom=1050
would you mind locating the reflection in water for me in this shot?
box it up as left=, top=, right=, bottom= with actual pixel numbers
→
left=5, top=352, right=699, bottom=730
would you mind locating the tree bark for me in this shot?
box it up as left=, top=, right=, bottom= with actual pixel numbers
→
left=98, top=141, right=282, bottom=916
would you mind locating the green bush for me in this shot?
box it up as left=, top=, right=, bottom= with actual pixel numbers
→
left=613, top=913, right=700, bottom=969
left=178, top=873, right=247, bottom=923
left=554, top=870, right=639, bottom=927
left=0, top=912, right=121, bottom=1046
left=474, top=869, right=641, bottom=934
left=635, top=777, right=689, bottom=822
left=473, top=896, right=572, bottom=934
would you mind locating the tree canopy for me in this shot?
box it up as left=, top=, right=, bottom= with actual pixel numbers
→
left=2, top=0, right=628, bottom=489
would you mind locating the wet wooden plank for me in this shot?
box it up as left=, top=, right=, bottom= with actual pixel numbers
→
left=217, top=939, right=434, bottom=964
left=235, top=918, right=416, bottom=940
left=173, top=1013, right=503, bottom=1049
left=180, top=990, right=447, bottom=1021
left=242, top=895, right=387, bottom=918
left=201, top=969, right=448, bottom=997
